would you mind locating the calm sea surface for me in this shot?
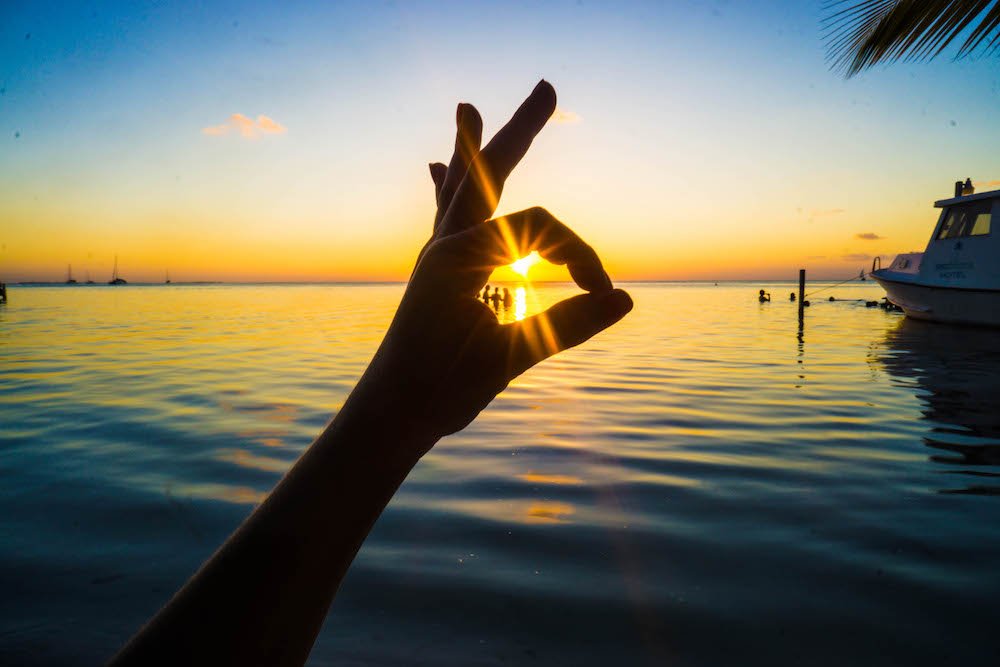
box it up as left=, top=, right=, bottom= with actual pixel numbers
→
left=2, top=282, right=999, bottom=665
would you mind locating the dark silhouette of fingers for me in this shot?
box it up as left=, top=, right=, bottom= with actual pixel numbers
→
left=450, top=207, right=612, bottom=293
left=439, top=80, right=556, bottom=235
left=434, top=103, right=482, bottom=232
left=505, top=289, right=633, bottom=376
left=429, top=162, right=447, bottom=201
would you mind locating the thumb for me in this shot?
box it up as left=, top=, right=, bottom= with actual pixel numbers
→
left=506, top=289, right=633, bottom=377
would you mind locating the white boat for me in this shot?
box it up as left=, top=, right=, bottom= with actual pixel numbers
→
left=872, top=180, right=1000, bottom=327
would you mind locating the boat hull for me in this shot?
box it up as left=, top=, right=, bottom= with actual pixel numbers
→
left=873, top=274, right=1000, bottom=327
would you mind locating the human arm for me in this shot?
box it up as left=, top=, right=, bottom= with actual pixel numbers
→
left=110, top=80, right=632, bottom=666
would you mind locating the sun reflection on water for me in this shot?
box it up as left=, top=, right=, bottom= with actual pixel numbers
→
left=526, top=501, right=575, bottom=524
left=515, top=286, right=526, bottom=321
left=519, top=472, right=583, bottom=485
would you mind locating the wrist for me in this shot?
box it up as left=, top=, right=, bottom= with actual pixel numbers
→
left=324, top=375, right=440, bottom=469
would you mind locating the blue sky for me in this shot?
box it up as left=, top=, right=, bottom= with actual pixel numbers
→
left=2, top=1, right=998, bottom=281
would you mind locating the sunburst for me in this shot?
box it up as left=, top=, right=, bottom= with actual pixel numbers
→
left=509, top=251, right=541, bottom=278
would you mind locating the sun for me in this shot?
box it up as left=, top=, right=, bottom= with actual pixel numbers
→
left=510, top=251, right=541, bottom=278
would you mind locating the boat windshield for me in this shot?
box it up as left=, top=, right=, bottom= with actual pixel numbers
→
left=937, top=199, right=992, bottom=240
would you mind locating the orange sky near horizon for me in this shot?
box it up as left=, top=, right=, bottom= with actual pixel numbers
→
left=0, top=194, right=953, bottom=283
left=0, top=166, right=948, bottom=284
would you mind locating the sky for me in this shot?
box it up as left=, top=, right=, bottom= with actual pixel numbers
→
left=2, top=0, right=999, bottom=283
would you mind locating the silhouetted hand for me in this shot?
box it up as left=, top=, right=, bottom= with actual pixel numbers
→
left=110, top=81, right=633, bottom=667
left=350, top=81, right=633, bottom=447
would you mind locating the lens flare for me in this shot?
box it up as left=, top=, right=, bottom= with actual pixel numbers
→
left=510, top=251, right=541, bottom=277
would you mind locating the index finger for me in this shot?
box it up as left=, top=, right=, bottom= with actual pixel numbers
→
left=434, top=103, right=483, bottom=232
left=438, top=80, right=556, bottom=236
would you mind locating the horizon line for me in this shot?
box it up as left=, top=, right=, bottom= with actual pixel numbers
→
left=7, top=278, right=879, bottom=286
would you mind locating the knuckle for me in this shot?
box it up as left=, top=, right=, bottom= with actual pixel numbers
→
left=437, top=233, right=469, bottom=253
left=421, top=236, right=459, bottom=264
left=526, top=205, right=551, bottom=220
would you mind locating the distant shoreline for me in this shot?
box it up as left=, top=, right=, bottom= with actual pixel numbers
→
left=8, top=279, right=881, bottom=287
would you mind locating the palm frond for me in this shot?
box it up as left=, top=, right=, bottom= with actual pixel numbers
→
left=823, top=0, right=1000, bottom=76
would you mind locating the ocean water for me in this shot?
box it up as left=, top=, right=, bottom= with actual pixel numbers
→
left=1, top=282, right=999, bottom=665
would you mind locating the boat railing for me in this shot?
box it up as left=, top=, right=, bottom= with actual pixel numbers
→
left=871, top=256, right=882, bottom=273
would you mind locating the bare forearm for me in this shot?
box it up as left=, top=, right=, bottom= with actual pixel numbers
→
left=111, top=396, right=430, bottom=665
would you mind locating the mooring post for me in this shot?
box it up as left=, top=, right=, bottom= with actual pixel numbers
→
left=798, top=269, right=805, bottom=320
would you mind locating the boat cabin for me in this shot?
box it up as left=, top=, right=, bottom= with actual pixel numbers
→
left=885, top=185, right=1000, bottom=290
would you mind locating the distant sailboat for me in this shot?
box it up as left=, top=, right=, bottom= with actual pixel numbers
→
left=85, top=270, right=95, bottom=284
left=108, top=256, right=127, bottom=285
left=165, top=270, right=171, bottom=285
left=65, top=264, right=77, bottom=284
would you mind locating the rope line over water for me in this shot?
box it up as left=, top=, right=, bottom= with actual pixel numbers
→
left=803, top=273, right=868, bottom=298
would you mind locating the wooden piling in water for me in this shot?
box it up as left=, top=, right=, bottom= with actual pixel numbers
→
left=798, top=269, right=805, bottom=320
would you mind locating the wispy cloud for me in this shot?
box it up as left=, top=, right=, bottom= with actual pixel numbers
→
left=255, top=115, right=285, bottom=134
left=841, top=253, right=872, bottom=262
left=552, top=107, right=581, bottom=124
left=202, top=114, right=287, bottom=138
left=202, top=124, right=229, bottom=136
left=975, top=179, right=1000, bottom=188
left=855, top=232, right=884, bottom=241
left=806, top=208, right=845, bottom=223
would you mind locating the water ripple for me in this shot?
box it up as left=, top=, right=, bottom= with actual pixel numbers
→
left=1, top=283, right=999, bottom=664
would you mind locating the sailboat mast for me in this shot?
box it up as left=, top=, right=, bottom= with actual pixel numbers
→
left=107, top=254, right=127, bottom=285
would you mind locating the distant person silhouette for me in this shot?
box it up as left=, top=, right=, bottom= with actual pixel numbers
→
left=482, top=283, right=491, bottom=302
left=111, top=80, right=633, bottom=667
left=490, top=287, right=502, bottom=309
left=759, top=289, right=770, bottom=303
left=503, top=287, right=512, bottom=308
left=789, top=292, right=796, bottom=301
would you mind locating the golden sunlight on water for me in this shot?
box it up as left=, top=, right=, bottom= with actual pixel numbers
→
left=514, top=285, right=527, bottom=321
left=2, top=282, right=1000, bottom=664
left=519, top=472, right=583, bottom=485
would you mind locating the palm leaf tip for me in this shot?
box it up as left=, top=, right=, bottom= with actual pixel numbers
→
left=823, top=0, right=1000, bottom=77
